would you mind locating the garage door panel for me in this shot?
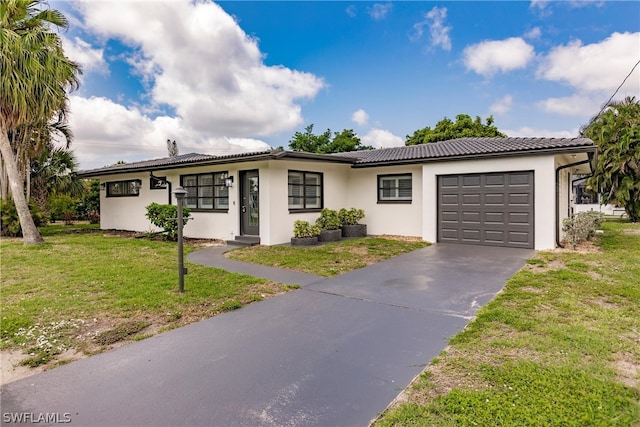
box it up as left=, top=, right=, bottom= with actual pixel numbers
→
left=438, top=171, right=534, bottom=249
left=484, top=193, right=505, bottom=205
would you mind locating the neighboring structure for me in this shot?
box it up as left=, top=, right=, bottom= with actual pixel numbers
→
left=78, top=137, right=596, bottom=250
left=572, top=177, right=626, bottom=216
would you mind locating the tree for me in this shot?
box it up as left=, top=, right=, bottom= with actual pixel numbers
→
left=582, top=97, right=640, bottom=222
left=405, top=114, right=506, bottom=145
left=30, top=145, right=85, bottom=213
left=288, top=124, right=373, bottom=154
left=167, top=139, right=178, bottom=157
left=0, top=0, right=81, bottom=244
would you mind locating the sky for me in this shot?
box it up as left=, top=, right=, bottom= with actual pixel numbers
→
left=52, top=0, right=640, bottom=170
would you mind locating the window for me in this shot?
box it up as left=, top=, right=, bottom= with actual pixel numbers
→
left=288, top=171, right=323, bottom=210
left=106, top=180, right=141, bottom=197
left=181, top=172, right=229, bottom=210
left=378, top=174, right=412, bottom=203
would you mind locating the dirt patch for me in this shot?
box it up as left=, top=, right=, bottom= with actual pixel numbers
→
left=375, top=234, right=425, bottom=242
left=524, top=259, right=565, bottom=273
left=621, top=228, right=640, bottom=236
left=612, top=353, right=639, bottom=389
left=554, top=238, right=602, bottom=254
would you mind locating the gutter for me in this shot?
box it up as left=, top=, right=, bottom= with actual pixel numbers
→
left=555, top=159, right=592, bottom=248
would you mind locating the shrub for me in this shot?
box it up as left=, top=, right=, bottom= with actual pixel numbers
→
left=315, top=208, right=341, bottom=230
left=145, top=203, right=191, bottom=241
left=338, top=208, right=365, bottom=226
left=293, top=220, right=320, bottom=238
left=0, top=198, right=46, bottom=237
left=87, top=210, right=100, bottom=224
left=562, top=211, right=605, bottom=248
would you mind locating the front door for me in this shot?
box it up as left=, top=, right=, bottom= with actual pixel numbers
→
left=240, top=170, right=259, bottom=236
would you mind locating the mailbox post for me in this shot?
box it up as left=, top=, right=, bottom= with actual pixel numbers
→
left=173, top=186, right=188, bottom=293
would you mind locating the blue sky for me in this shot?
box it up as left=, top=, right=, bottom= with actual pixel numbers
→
left=54, top=1, right=640, bottom=169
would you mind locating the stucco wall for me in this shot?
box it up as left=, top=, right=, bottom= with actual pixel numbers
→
left=345, top=165, right=424, bottom=238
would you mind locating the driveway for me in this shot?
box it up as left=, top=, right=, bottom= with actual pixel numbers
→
left=1, top=243, right=532, bottom=426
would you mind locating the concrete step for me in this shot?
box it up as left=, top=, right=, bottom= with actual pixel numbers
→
left=226, top=236, right=261, bottom=247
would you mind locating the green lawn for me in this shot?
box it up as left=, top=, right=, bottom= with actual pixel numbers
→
left=375, top=220, right=640, bottom=426
left=0, top=225, right=291, bottom=368
left=226, top=237, right=430, bottom=276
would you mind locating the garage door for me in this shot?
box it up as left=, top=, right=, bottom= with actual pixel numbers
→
left=438, top=171, right=534, bottom=248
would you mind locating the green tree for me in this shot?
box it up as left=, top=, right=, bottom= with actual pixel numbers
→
left=405, top=114, right=506, bottom=145
left=0, top=0, right=81, bottom=244
left=288, top=124, right=373, bottom=153
left=30, top=145, right=85, bottom=213
left=582, top=97, right=640, bottom=222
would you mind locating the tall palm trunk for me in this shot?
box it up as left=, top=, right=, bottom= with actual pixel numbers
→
left=0, top=123, right=44, bottom=244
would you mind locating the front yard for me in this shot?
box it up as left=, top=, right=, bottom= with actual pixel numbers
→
left=375, top=220, right=640, bottom=426
left=0, top=226, right=425, bottom=380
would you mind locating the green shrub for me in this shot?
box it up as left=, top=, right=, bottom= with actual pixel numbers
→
left=338, top=207, right=365, bottom=225
left=315, top=208, right=341, bottom=230
left=293, top=220, right=320, bottom=238
left=0, top=198, right=46, bottom=237
left=87, top=209, right=100, bottom=224
left=145, top=203, right=191, bottom=241
left=562, top=211, right=605, bottom=248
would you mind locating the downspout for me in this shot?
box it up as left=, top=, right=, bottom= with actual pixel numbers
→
left=555, top=159, right=591, bottom=248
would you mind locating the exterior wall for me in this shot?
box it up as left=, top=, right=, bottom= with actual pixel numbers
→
left=99, top=173, right=167, bottom=232
left=574, top=204, right=621, bottom=215
left=346, top=165, right=423, bottom=237
left=263, top=160, right=351, bottom=245
left=421, top=156, right=557, bottom=250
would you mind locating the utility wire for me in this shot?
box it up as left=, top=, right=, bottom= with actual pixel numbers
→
left=585, top=58, right=640, bottom=129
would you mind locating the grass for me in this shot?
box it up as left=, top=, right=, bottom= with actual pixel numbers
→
left=1, top=224, right=291, bottom=368
left=226, top=237, right=430, bottom=276
left=375, top=220, right=640, bottom=426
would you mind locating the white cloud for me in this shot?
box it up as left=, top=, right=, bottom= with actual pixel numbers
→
left=411, top=6, right=452, bottom=51
left=62, top=36, right=108, bottom=74
left=367, top=3, right=392, bottom=20
left=361, top=128, right=404, bottom=149
left=537, top=32, right=640, bottom=93
left=75, top=0, right=324, bottom=138
left=502, top=126, right=577, bottom=138
left=345, top=5, right=357, bottom=18
left=524, top=27, right=541, bottom=40
left=351, top=109, right=369, bottom=126
left=535, top=32, right=639, bottom=118
left=490, top=95, right=514, bottom=115
left=536, top=94, right=599, bottom=117
left=69, top=96, right=270, bottom=169
left=463, top=37, right=535, bottom=77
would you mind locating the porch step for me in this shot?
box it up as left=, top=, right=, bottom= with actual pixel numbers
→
left=226, top=236, right=261, bottom=247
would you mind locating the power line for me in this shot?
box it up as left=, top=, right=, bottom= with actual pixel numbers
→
left=587, top=58, right=640, bottom=126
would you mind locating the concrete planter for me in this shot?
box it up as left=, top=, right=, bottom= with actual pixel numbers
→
left=291, top=236, right=319, bottom=246
left=341, top=224, right=367, bottom=238
left=318, top=229, right=342, bottom=242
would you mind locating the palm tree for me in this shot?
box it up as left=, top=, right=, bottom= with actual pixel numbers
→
left=583, top=97, right=640, bottom=222
left=0, top=0, right=81, bottom=244
left=30, top=144, right=85, bottom=212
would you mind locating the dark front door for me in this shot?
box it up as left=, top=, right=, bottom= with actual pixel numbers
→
left=240, top=170, right=259, bottom=236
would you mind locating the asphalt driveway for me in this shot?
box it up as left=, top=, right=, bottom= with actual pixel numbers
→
left=1, top=243, right=532, bottom=426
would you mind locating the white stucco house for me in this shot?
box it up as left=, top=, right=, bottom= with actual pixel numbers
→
left=77, top=137, right=596, bottom=250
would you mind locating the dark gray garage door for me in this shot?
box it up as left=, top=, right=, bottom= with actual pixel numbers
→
left=438, top=171, right=534, bottom=249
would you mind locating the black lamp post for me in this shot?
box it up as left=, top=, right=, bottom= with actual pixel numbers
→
left=173, top=186, right=188, bottom=293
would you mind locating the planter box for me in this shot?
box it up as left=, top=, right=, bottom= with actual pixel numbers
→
left=291, top=236, right=318, bottom=246
left=341, top=224, right=367, bottom=238
left=318, top=229, right=342, bottom=242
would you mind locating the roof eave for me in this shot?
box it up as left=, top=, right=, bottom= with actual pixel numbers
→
left=350, top=145, right=597, bottom=168
left=77, top=150, right=357, bottom=178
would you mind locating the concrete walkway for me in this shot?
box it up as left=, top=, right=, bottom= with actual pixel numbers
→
left=1, top=243, right=533, bottom=426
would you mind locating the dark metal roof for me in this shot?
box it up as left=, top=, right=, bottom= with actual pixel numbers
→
left=77, top=149, right=355, bottom=177
left=332, top=137, right=595, bottom=166
left=78, top=137, right=595, bottom=177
